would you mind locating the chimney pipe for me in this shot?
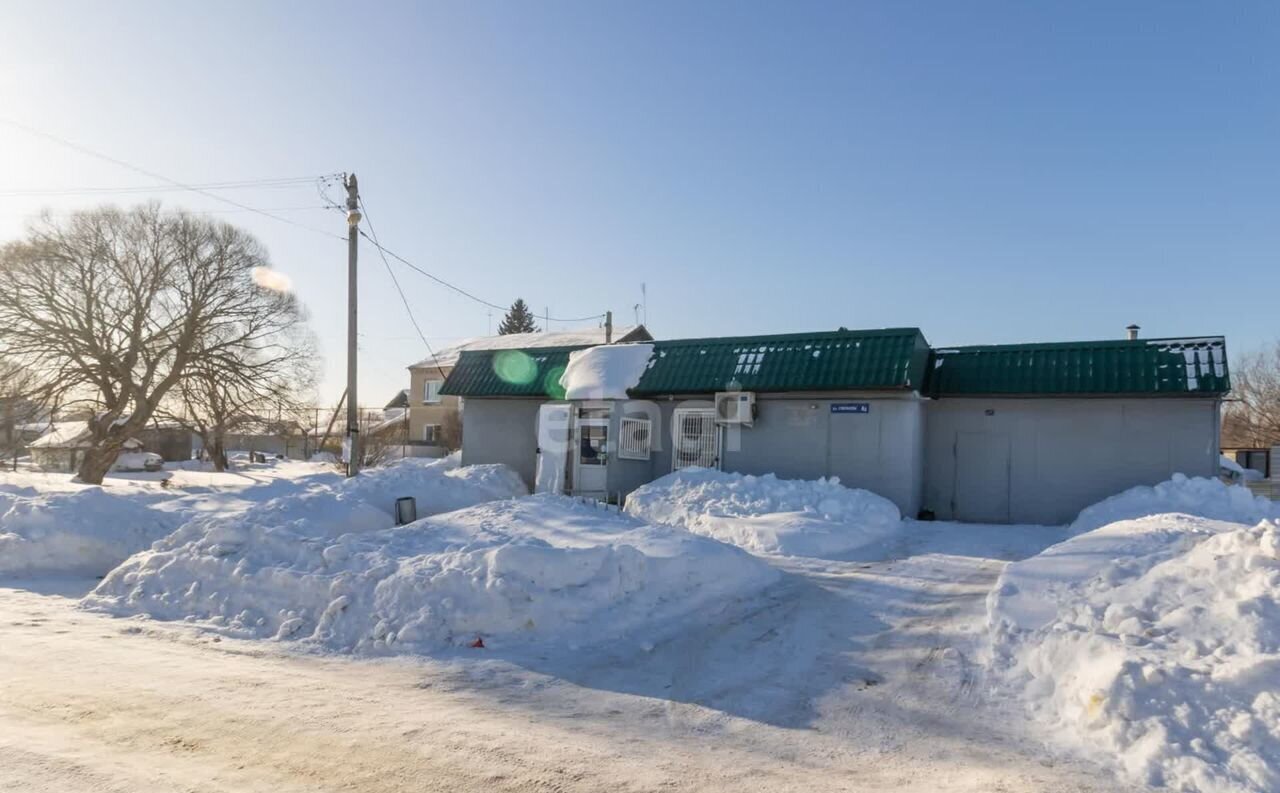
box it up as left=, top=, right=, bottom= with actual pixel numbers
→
left=1126, top=324, right=1140, bottom=341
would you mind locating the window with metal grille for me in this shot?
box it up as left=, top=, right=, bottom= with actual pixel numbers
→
left=671, top=408, right=718, bottom=469
left=618, top=417, right=652, bottom=460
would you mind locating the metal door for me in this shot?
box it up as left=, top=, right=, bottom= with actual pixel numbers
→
left=535, top=404, right=571, bottom=494
left=954, top=432, right=1011, bottom=523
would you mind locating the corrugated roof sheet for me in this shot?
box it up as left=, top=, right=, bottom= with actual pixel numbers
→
left=439, top=346, right=585, bottom=398
left=439, top=328, right=930, bottom=397
left=924, top=337, right=1230, bottom=396
left=631, top=328, right=930, bottom=395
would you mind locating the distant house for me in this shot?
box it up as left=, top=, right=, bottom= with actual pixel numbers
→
left=28, top=423, right=145, bottom=472
left=27, top=420, right=194, bottom=471
left=406, top=325, right=651, bottom=453
left=443, top=326, right=1229, bottom=525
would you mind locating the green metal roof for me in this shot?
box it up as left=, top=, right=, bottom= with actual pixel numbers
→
left=924, top=337, right=1229, bottom=397
left=438, top=345, right=584, bottom=399
left=632, top=328, right=930, bottom=395
left=440, top=328, right=931, bottom=398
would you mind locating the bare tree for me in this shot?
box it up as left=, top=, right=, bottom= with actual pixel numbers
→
left=165, top=324, right=317, bottom=472
left=0, top=205, right=318, bottom=483
left=1223, top=341, right=1280, bottom=448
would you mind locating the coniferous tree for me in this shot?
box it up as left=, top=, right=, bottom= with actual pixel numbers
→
left=497, top=299, right=539, bottom=335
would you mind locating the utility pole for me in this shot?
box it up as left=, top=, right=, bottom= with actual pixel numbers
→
left=344, top=174, right=361, bottom=477
left=605, top=310, right=613, bottom=343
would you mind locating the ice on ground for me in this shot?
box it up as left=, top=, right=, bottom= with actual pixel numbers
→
left=624, top=467, right=902, bottom=558
left=85, top=491, right=776, bottom=654
left=0, top=488, right=182, bottom=577
left=1070, top=474, right=1276, bottom=536
left=987, top=475, right=1280, bottom=793
left=559, top=343, right=655, bottom=400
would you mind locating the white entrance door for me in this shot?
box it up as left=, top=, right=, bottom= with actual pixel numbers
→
left=535, top=404, right=571, bottom=494
left=573, top=413, right=610, bottom=495
left=671, top=408, right=719, bottom=470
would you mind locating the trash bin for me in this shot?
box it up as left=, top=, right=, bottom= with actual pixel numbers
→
left=395, top=497, right=417, bottom=526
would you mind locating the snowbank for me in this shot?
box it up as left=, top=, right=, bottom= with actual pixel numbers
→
left=85, top=493, right=776, bottom=654
left=0, top=488, right=181, bottom=577
left=993, top=518, right=1280, bottom=793
left=987, top=476, right=1280, bottom=792
left=1071, top=474, right=1276, bottom=536
left=624, top=468, right=902, bottom=558
left=559, top=343, right=654, bottom=400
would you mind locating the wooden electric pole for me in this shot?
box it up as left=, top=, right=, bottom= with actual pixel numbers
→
left=345, top=174, right=361, bottom=477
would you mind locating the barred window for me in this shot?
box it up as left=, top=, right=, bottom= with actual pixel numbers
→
left=618, top=417, right=652, bottom=460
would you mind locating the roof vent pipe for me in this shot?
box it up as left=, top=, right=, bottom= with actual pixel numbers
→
left=1126, top=324, right=1140, bottom=341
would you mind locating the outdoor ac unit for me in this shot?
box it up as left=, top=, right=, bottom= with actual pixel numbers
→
left=715, top=392, right=756, bottom=426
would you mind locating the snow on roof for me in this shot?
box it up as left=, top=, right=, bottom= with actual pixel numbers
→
left=409, top=326, right=644, bottom=371
left=28, top=422, right=143, bottom=450
left=560, top=343, right=655, bottom=400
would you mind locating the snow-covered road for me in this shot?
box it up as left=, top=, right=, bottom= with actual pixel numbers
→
left=0, top=522, right=1140, bottom=793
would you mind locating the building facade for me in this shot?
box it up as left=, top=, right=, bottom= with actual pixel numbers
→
left=443, top=328, right=1229, bottom=525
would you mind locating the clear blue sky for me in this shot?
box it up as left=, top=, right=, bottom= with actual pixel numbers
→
left=2, top=2, right=1277, bottom=405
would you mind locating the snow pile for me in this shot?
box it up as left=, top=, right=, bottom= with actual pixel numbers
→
left=85, top=494, right=776, bottom=653
left=559, top=343, right=655, bottom=400
left=624, top=468, right=902, bottom=558
left=0, top=488, right=181, bottom=577
left=992, top=517, right=1280, bottom=793
left=1071, top=474, right=1276, bottom=536
left=988, top=477, right=1280, bottom=792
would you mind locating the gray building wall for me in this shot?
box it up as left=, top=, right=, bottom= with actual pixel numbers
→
left=923, top=397, right=1221, bottom=525
left=460, top=398, right=545, bottom=488
left=606, top=394, right=925, bottom=518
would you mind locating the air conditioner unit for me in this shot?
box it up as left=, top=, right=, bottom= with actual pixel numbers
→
left=715, top=392, right=756, bottom=426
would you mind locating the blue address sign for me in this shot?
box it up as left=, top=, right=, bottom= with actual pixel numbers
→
left=831, top=403, right=870, bottom=414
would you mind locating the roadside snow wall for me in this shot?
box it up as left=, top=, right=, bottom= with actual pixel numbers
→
left=85, top=482, right=775, bottom=654
left=0, top=488, right=182, bottom=577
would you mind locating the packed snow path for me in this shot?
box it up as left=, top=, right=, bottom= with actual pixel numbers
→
left=0, top=523, right=1137, bottom=792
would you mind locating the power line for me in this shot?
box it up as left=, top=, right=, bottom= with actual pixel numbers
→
left=0, top=177, right=327, bottom=197
left=358, top=196, right=450, bottom=381
left=0, top=117, right=345, bottom=241
left=356, top=228, right=607, bottom=324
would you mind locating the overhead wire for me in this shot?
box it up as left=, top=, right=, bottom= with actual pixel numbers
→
left=0, top=117, right=346, bottom=241
left=356, top=228, right=607, bottom=323
left=358, top=196, right=451, bottom=380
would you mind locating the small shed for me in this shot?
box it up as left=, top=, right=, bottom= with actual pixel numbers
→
left=28, top=423, right=144, bottom=473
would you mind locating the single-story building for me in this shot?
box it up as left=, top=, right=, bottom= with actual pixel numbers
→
left=442, top=326, right=1229, bottom=525
left=1221, top=446, right=1277, bottom=480
left=28, top=422, right=146, bottom=472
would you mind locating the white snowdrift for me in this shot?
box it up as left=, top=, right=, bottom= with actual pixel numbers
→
left=994, top=518, right=1280, bottom=793
left=85, top=493, right=776, bottom=654
left=988, top=476, right=1280, bottom=793
left=1071, top=474, right=1276, bottom=535
left=624, top=468, right=902, bottom=558
left=559, top=343, right=654, bottom=400
left=0, top=488, right=181, bottom=577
